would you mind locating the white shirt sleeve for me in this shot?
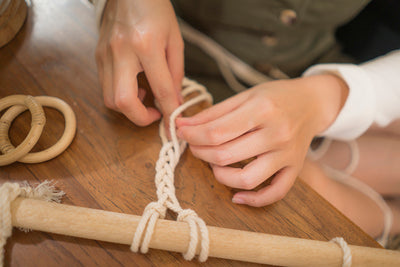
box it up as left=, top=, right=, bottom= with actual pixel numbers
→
left=303, top=49, right=400, bottom=140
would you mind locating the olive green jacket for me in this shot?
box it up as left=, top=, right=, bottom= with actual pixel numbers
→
left=172, top=0, right=369, bottom=77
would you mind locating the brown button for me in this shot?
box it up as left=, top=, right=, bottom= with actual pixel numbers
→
left=261, top=35, right=278, bottom=47
left=280, top=9, right=297, bottom=25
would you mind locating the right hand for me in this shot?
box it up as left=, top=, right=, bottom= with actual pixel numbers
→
left=96, top=0, right=184, bottom=126
left=176, top=74, right=349, bottom=207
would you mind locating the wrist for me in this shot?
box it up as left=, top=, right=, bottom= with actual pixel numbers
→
left=301, top=74, right=349, bottom=136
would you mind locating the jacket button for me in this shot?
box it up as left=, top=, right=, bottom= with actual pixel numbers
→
left=280, top=9, right=297, bottom=25
left=261, top=35, right=278, bottom=47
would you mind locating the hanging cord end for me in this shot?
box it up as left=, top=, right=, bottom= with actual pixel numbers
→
left=177, top=209, right=210, bottom=262
left=0, top=180, right=64, bottom=265
left=131, top=201, right=167, bottom=254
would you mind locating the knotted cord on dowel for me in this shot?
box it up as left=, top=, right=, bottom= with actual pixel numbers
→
left=1, top=80, right=396, bottom=266
left=4, top=195, right=400, bottom=266
left=131, top=78, right=213, bottom=262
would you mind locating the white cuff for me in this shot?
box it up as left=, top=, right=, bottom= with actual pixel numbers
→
left=360, top=50, right=400, bottom=126
left=303, top=64, right=376, bottom=140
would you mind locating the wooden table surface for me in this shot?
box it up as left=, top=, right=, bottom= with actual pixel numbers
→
left=0, top=0, right=380, bottom=266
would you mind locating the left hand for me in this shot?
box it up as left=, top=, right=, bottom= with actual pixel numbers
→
left=176, top=75, right=348, bottom=207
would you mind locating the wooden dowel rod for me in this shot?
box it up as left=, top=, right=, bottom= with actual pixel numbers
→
left=11, top=198, right=400, bottom=266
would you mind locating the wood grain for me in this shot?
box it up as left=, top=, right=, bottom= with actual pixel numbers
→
left=0, top=0, right=380, bottom=266
left=0, top=0, right=27, bottom=48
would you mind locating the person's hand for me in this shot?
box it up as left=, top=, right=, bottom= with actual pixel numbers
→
left=96, top=0, right=184, bottom=126
left=176, top=75, right=348, bottom=207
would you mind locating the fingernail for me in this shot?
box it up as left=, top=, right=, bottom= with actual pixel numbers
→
left=232, top=197, right=245, bottom=204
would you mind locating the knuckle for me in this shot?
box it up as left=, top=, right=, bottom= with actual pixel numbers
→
left=238, top=176, right=257, bottom=190
left=103, top=97, right=115, bottom=109
left=130, top=29, right=153, bottom=54
left=213, top=150, right=231, bottom=166
left=114, top=94, right=130, bottom=111
left=212, top=167, right=224, bottom=183
left=205, top=127, right=223, bottom=145
left=109, top=28, right=125, bottom=53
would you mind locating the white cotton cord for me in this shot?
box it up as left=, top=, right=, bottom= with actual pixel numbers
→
left=0, top=183, right=20, bottom=266
left=307, top=138, right=359, bottom=175
left=307, top=138, right=333, bottom=161
left=177, top=209, right=209, bottom=262
left=131, top=201, right=167, bottom=254
left=179, top=19, right=281, bottom=93
left=308, top=139, right=391, bottom=246
left=132, top=78, right=212, bottom=262
left=177, top=209, right=198, bottom=260
left=0, top=181, right=64, bottom=267
left=330, top=237, right=352, bottom=267
left=342, top=140, right=360, bottom=175
left=215, top=59, right=248, bottom=93
left=322, top=165, right=393, bottom=247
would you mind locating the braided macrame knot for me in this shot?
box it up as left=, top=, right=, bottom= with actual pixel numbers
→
left=0, top=181, right=63, bottom=267
left=177, top=209, right=209, bottom=262
left=145, top=202, right=167, bottom=218
left=131, top=78, right=212, bottom=262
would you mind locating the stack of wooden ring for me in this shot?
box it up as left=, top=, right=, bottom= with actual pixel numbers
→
left=0, top=95, right=76, bottom=166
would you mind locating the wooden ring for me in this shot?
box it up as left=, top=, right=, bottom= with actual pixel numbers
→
left=0, top=95, right=45, bottom=166
left=0, top=96, right=76, bottom=163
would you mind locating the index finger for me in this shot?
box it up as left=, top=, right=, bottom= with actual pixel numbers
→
left=178, top=101, right=258, bottom=146
left=113, top=58, right=161, bottom=126
left=140, top=51, right=181, bottom=121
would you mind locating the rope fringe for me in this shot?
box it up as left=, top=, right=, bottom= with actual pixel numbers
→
left=0, top=180, right=64, bottom=267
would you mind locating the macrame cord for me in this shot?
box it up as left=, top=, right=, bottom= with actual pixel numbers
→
left=308, top=138, right=393, bottom=247
left=0, top=78, right=355, bottom=266
left=131, top=78, right=213, bottom=262
left=331, top=237, right=352, bottom=267
left=0, top=181, right=64, bottom=267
